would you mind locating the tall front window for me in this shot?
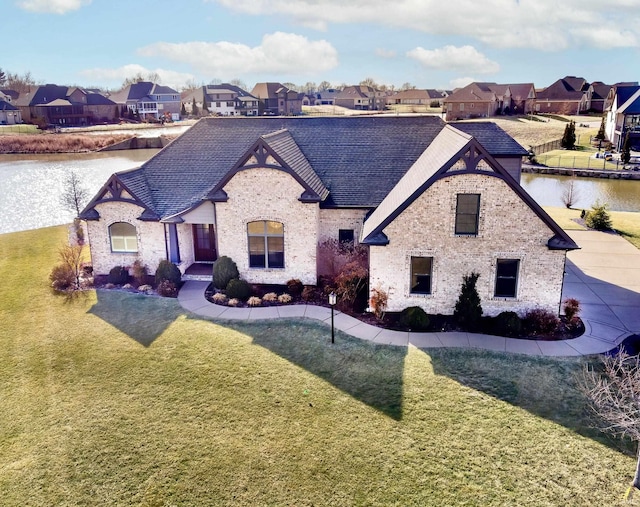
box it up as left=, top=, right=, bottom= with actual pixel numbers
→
left=410, top=256, right=433, bottom=295
left=495, top=259, right=519, bottom=298
left=109, top=222, right=138, bottom=252
left=248, top=221, right=284, bottom=268
left=455, top=194, right=480, bottom=235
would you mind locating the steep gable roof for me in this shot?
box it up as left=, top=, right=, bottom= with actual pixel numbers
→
left=618, top=87, right=640, bottom=115
left=360, top=125, right=578, bottom=250
left=0, top=100, right=18, bottom=111
left=537, top=77, right=587, bottom=101
left=445, top=82, right=498, bottom=102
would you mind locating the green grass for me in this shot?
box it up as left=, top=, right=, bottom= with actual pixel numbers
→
left=0, top=226, right=638, bottom=505
left=544, top=206, right=640, bottom=249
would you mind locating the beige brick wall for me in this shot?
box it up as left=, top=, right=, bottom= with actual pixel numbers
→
left=215, top=168, right=319, bottom=285
left=369, top=173, right=567, bottom=316
left=86, top=201, right=168, bottom=276
left=318, top=208, right=368, bottom=243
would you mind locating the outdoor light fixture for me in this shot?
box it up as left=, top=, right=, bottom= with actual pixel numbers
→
left=329, top=292, right=337, bottom=344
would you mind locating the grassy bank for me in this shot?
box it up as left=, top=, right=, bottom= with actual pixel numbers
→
left=0, top=226, right=637, bottom=505
left=0, top=133, right=132, bottom=153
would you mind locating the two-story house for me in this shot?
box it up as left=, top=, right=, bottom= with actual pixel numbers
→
left=110, top=82, right=181, bottom=121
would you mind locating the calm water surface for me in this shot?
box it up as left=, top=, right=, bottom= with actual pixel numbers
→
left=1, top=151, right=639, bottom=235
left=0, top=149, right=159, bottom=234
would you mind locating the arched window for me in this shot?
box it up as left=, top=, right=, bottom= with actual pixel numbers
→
left=247, top=221, right=284, bottom=268
left=109, top=222, right=138, bottom=253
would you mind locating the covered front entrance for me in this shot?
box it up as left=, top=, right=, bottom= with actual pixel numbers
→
left=192, top=224, right=217, bottom=262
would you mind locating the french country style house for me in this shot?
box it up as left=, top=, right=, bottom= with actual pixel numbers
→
left=80, top=116, right=578, bottom=316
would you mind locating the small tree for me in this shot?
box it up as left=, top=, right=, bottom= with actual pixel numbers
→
left=453, top=272, right=483, bottom=331
left=202, top=97, right=209, bottom=114
left=595, top=116, right=606, bottom=141
left=180, top=102, right=187, bottom=117
left=622, top=131, right=632, bottom=165
left=581, top=353, right=640, bottom=500
left=49, top=244, right=84, bottom=291
left=561, top=175, right=580, bottom=209
left=191, top=97, right=199, bottom=116
left=60, top=171, right=89, bottom=217
left=561, top=120, right=576, bottom=149
left=585, top=200, right=612, bottom=231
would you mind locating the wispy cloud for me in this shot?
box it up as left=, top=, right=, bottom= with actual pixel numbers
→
left=375, top=48, right=397, bottom=59
left=17, top=0, right=91, bottom=14
left=137, top=32, right=338, bottom=77
left=210, top=0, right=640, bottom=51
left=407, top=45, right=499, bottom=74
left=80, top=64, right=195, bottom=90
left=449, top=76, right=475, bottom=90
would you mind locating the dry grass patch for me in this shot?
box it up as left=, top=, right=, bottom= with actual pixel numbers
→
left=0, top=133, right=132, bottom=153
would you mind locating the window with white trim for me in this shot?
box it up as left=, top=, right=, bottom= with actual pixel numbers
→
left=248, top=221, right=284, bottom=268
left=109, top=222, right=138, bottom=253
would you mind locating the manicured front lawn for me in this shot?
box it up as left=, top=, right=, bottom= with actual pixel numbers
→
left=0, top=226, right=637, bottom=505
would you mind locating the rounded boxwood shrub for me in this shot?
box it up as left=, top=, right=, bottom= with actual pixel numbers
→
left=108, top=265, right=129, bottom=285
left=213, top=256, right=239, bottom=290
left=493, top=311, right=522, bottom=337
left=286, top=279, right=304, bottom=297
left=225, top=278, right=251, bottom=301
left=399, top=306, right=430, bottom=331
left=155, top=260, right=181, bottom=286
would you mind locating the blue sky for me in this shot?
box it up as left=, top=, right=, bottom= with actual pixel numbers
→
left=5, top=0, right=639, bottom=92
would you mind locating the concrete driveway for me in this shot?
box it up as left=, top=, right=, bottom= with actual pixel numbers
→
left=562, top=229, right=640, bottom=351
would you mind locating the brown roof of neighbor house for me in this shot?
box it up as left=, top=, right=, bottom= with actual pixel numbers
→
left=537, top=76, right=588, bottom=101
left=507, top=83, right=535, bottom=100
left=392, top=89, right=445, bottom=101
left=444, top=82, right=498, bottom=102
left=250, top=82, right=290, bottom=99
left=590, top=82, right=612, bottom=101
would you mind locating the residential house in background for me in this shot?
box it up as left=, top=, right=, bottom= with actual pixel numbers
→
left=586, top=82, right=612, bottom=113
left=80, top=116, right=577, bottom=318
left=15, top=84, right=117, bottom=126
left=390, top=89, right=447, bottom=107
left=443, top=82, right=512, bottom=120
left=535, top=76, right=589, bottom=115
left=109, top=82, right=181, bottom=121
left=605, top=84, right=640, bottom=151
left=250, top=82, right=303, bottom=115
left=181, top=84, right=259, bottom=116
left=334, top=85, right=388, bottom=111
left=0, top=100, right=21, bottom=124
left=507, top=83, right=536, bottom=115
left=0, top=89, right=19, bottom=103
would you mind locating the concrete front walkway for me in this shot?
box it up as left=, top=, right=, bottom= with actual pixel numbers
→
left=178, top=230, right=640, bottom=357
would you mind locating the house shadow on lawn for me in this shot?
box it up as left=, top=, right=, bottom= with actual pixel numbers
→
left=224, top=319, right=408, bottom=421
left=88, top=289, right=182, bottom=347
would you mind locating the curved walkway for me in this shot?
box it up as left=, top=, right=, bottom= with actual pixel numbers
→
left=178, top=230, right=640, bottom=357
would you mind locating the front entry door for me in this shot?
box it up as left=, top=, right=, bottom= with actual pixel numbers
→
left=193, top=224, right=217, bottom=262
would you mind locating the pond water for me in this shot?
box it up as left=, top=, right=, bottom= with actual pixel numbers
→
left=0, top=150, right=159, bottom=234
left=0, top=152, right=639, bottom=235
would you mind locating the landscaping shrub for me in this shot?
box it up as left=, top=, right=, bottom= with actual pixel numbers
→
left=108, top=265, right=129, bottom=285
left=157, top=280, right=178, bottom=298
left=335, top=261, right=368, bottom=309
left=453, top=272, right=483, bottom=332
left=493, top=311, right=522, bottom=337
left=585, top=201, right=612, bottom=231
left=301, top=286, right=316, bottom=302
left=317, top=238, right=368, bottom=280
left=225, top=278, right=251, bottom=301
left=563, top=298, right=581, bottom=323
left=263, top=292, right=278, bottom=303
left=212, top=292, right=228, bottom=304
left=523, top=308, right=560, bottom=336
left=278, top=293, right=293, bottom=304
left=155, top=260, right=181, bottom=286
left=49, top=264, right=75, bottom=291
left=369, top=286, right=389, bottom=320
left=247, top=296, right=262, bottom=307
left=286, top=279, right=304, bottom=297
left=131, top=259, right=148, bottom=285
left=228, top=298, right=240, bottom=307
left=138, top=284, right=153, bottom=293
left=213, top=256, right=239, bottom=290
left=399, top=306, right=430, bottom=331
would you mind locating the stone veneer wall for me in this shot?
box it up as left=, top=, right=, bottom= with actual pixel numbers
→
left=215, top=168, right=319, bottom=285
left=318, top=208, right=368, bottom=243
left=368, top=173, right=567, bottom=316
left=86, top=201, right=167, bottom=276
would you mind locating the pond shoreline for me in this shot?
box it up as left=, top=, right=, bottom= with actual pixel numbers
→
left=523, top=164, right=640, bottom=180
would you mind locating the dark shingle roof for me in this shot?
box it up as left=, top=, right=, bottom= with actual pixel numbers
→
left=450, top=122, right=528, bottom=156
left=97, top=116, right=526, bottom=219
left=0, top=100, right=18, bottom=111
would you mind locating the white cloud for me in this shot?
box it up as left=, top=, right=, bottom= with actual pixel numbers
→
left=449, top=77, right=475, bottom=90
left=80, top=64, right=195, bottom=90
left=375, top=48, right=397, bottom=59
left=17, top=0, right=91, bottom=14
left=407, top=45, right=499, bottom=74
left=137, top=32, right=338, bottom=77
left=210, top=0, right=640, bottom=51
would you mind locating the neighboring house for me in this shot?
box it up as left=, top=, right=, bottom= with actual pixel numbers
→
left=15, top=84, right=117, bottom=126
left=334, top=86, right=388, bottom=111
left=110, top=82, right=181, bottom=121
left=0, top=100, right=22, bottom=124
left=443, top=82, right=511, bottom=120
left=507, top=83, right=536, bottom=115
left=0, top=89, right=19, bottom=103
left=535, top=76, right=589, bottom=115
left=391, top=89, right=446, bottom=106
left=250, top=83, right=303, bottom=115
left=181, top=83, right=259, bottom=117
left=80, top=116, right=577, bottom=317
left=605, top=84, right=640, bottom=151
left=586, top=82, right=612, bottom=113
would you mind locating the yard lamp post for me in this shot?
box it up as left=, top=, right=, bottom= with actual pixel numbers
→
left=329, top=292, right=337, bottom=344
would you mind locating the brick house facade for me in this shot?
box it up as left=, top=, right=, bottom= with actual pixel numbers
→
left=81, top=117, right=577, bottom=317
